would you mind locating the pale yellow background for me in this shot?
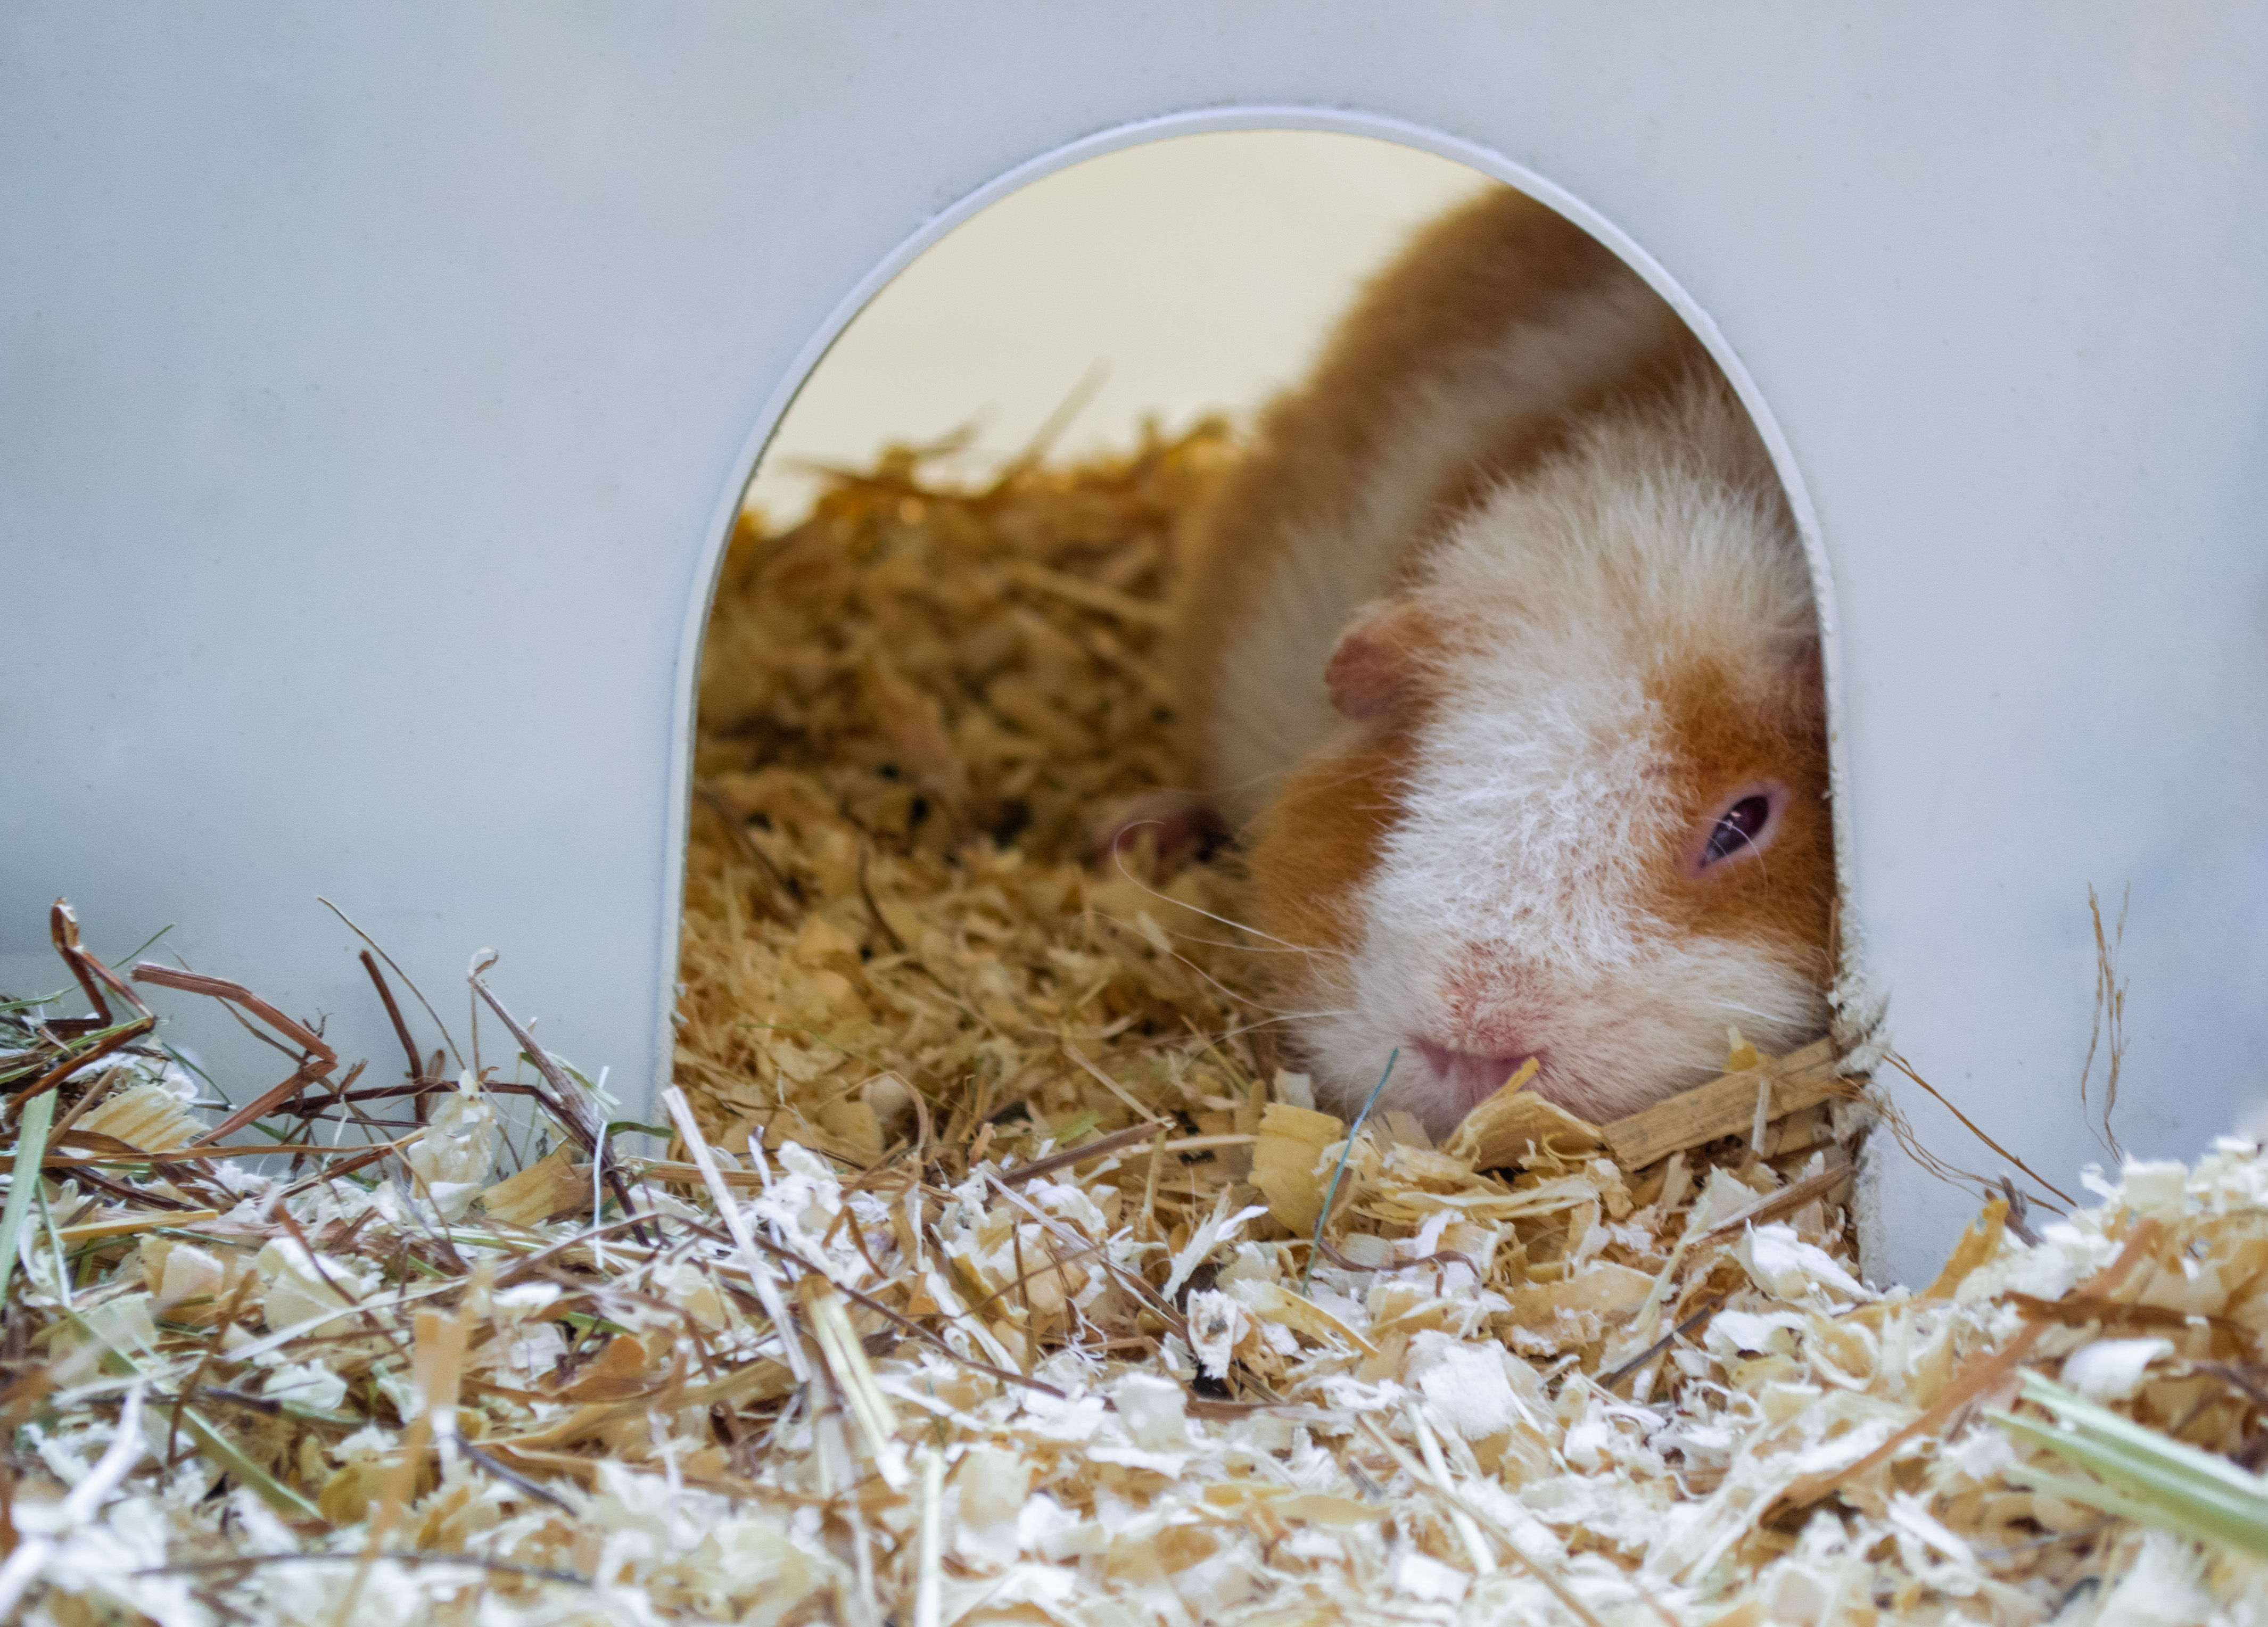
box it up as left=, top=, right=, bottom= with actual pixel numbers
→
left=745, top=130, right=1491, bottom=521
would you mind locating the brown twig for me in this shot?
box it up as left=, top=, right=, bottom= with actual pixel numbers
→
left=2010, top=1292, right=2262, bottom=1361
left=43, top=900, right=153, bottom=1036
left=316, top=898, right=466, bottom=1073
left=1884, top=1052, right=2075, bottom=1207
left=359, top=951, right=431, bottom=1124
left=43, top=1061, right=134, bottom=1148
left=64, top=1166, right=208, bottom=1212
left=698, top=784, right=797, bottom=925
left=130, top=963, right=337, bottom=1069
left=1776, top=1216, right=2163, bottom=1510
left=2077, top=885, right=2130, bottom=1163
left=46, top=900, right=118, bottom=1036
left=3, top=1017, right=156, bottom=1120
left=1601, top=1294, right=1726, bottom=1393
left=681, top=1219, right=1070, bottom=1401
left=2194, top=1362, right=2268, bottom=1412
left=461, top=1441, right=575, bottom=1512
left=134, top=1552, right=589, bottom=1587
left=854, top=846, right=908, bottom=955
left=1689, top=1162, right=1857, bottom=1245
left=188, top=1060, right=358, bottom=1151
left=468, top=969, right=650, bottom=1248
left=1997, top=1174, right=2043, bottom=1246
left=167, top=1271, right=261, bottom=1469
left=1313, top=1237, right=1481, bottom=1280
left=957, top=1236, right=1111, bottom=1322
left=122, top=960, right=350, bottom=1153
left=274, top=1128, right=427, bottom=1200
left=984, top=1169, right=1189, bottom=1341
left=994, top=1123, right=1161, bottom=1187
left=491, top=1212, right=661, bottom=1289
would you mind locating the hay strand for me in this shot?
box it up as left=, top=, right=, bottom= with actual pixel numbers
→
left=5, top=433, right=2263, bottom=1623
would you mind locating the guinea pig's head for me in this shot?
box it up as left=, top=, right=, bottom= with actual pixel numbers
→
left=1247, top=390, right=1835, bottom=1138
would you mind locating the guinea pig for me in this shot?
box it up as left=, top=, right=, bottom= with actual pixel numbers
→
left=1172, top=185, right=1835, bottom=1139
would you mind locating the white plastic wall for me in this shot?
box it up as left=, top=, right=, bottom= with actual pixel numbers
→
left=4, top=6, right=2264, bottom=1286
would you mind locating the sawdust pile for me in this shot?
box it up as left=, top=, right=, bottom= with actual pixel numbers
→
left=2, top=436, right=2265, bottom=1625
left=679, top=425, right=1253, bottom=1172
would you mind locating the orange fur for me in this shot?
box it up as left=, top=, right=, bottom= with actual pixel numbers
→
left=1644, top=654, right=1835, bottom=971
left=1246, top=736, right=1415, bottom=962
left=1174, top=186, right=1703, bottom=814
left=1173, top=185, right=1835, bottom=1129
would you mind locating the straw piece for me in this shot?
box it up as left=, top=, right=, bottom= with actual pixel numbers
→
left=631, top=1157, right=763, bottom=1192
left=56, top=1208, right=221, bottom=1242
left=913, top=1446, right=945, bottom=1627
left=412, top=1305, right=469, bottom=1452
left=661, top=1084, right=811, bottom=1384
left=15, top=437, right=2266, bottom=1624
left=1406, top=1398, right=1496, bottom=1576
left=1921, top=1196, right=2009, bottom=1299
left=0, top=1383, right=145, bottom=1620
left=1600, top=1037, right=1845, bottom=1169
left=1777, top=1216, right=2166, bottom=1512
left=797, top=1272, right=911, bottom=1490
left=1359, top=1413, right=1608, bottom=1627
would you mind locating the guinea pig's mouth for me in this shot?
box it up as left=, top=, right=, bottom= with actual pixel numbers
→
left=1413, top=1039, right=1543, bottom=1116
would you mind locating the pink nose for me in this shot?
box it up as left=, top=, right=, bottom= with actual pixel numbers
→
left=1415, top=1040, right=1537, bottom=1112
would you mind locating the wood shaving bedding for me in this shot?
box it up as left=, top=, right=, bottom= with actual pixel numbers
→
left=1, top=437, right=2262, bottom=1625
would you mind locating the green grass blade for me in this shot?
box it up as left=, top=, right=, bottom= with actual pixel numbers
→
left=67, top=1311, right=323, bottom=1523
left=2003, top=1459, right=2181, bottom=1532
left=1300, top=1047, right=1397, bottom=1294
left=0, top=1090, right=57, bottom=1305
left=1989, top=1373, right=2268, bottom=1558
left=2016, top=1373, right=2268, bottom=1516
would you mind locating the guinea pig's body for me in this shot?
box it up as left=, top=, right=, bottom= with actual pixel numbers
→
left=1174, top=187, right=1835, bottom=1137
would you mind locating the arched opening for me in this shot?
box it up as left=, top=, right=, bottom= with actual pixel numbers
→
left=667, top=117, right=1859, bottom=1257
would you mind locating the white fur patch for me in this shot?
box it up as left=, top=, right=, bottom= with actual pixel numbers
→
left=1291, top=377, right=1826, bottom=1133
left=1208, top=270, right=1680, bottom=828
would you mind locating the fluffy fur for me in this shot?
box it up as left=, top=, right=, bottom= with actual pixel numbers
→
left=1201, top=271, right=1680, bottom=829
left=1177, top=187, right=1834, bottom=1135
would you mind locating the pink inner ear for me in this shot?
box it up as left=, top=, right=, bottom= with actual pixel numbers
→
left=1326, top=600, right=1432, bottom=720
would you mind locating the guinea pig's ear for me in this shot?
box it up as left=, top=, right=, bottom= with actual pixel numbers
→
left=1325, top=598, right=1440, bottom=721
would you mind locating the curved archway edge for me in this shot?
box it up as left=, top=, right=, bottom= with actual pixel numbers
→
left=658, top=101, right=1856, bottom=1148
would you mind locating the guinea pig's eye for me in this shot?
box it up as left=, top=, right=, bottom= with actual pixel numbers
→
left=1703, top=796, right=1772, bottom=865
left=1693, top=789, right=1785, bottom=872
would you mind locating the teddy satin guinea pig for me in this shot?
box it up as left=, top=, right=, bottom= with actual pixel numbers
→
left=1172, top=185, right=1835, bottom=1140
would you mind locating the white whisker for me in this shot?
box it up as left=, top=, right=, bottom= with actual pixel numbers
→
left=1101, top=847, right=1318, bottom=956
left=1090, top=910, right=1286, bottom=1018
left=1212, top=1010, right=1352, bottom=1044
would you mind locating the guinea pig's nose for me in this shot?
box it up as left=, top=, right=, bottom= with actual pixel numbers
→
left=1414, top=1039, right=1539, bottom=1110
